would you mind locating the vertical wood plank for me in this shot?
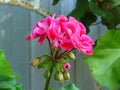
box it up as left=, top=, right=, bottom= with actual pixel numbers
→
left=0, top=6, right=31, bottom=90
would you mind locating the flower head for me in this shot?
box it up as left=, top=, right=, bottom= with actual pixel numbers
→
left=26, top=14, right=94, bottom=55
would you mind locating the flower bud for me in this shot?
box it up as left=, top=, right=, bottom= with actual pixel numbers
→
left=54, top=71, right=64, bottom=81
left=63, top=71, right=70, bottom=81
left=31, top=57, right=40, bottom=66
left=68, top=52, right=75, bottom=60
left=44, top=70, right=50, bottom=79
left=62, top=63, right=71, bottom=71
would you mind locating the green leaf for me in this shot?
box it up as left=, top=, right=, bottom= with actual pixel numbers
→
left=0, top=50, right=13, bottom=76
left=68, top=0, right=89, bottom=19
left=85, top=30, right=120, bottom=90
left=16, top=84, right=22, bottom=90
left=111, top=0, right=120, bottom=8
left=81, top=11, right=97, bottom=33
left=58, top=83, right=80, bottom=90
left=0, top=75, right=13, bottom=81
left=0, top=79, right=16, bottom=90
left=52, top=0, right=60, bottom=5
left=48, top=88, right=54, bottom=90
left=9, top=75, right=21, bottom=80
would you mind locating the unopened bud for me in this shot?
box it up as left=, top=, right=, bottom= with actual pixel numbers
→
left=44, top=70, right=50, bottom=79
left=62, top=63, right=71, bottom=71
left=54, top=71, right=64, bottom=81
left=31, top=57, right=40, bottom=66
left=68, top=52, right=75, bottom=60
left=63, top=71, right=70, bottom=81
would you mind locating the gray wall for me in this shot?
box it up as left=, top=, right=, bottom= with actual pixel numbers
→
left=0, top=0, right=106, bottom=90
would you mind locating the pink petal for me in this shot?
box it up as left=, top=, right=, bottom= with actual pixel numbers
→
left=60, top=40, right=74, bottom=50
left=48, top=29, right=57, bottom=42
left=37, top=34, right=46, bottom=44
left=79, top=22, right=86, bottom=35
left=25, top=36, right=31, bottom=40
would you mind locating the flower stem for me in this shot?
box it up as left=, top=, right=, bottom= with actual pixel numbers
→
left=44, top=66, right=54, bottom=90
left=57, top=50, right=73, bottom=59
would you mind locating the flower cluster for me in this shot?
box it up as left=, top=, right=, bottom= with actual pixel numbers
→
left=26, top=15, right=94, bottom=55
left=27, top=14, right=95, bottom=86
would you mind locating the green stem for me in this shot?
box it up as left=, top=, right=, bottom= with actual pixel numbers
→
left=57, top=50, right=73, bottom=59
left=44, top=66, right=54, bottom=90
left=47, top=38, right=53, bottom=56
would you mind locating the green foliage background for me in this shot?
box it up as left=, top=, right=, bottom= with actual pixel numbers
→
left=0, top=50, right=22, bottom=90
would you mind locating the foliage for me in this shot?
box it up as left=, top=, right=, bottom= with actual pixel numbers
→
left=48, top=83, right=80, bottom=90
left=85, top=30, right=120, bottom=90
left=67, top=0, right=120, bottom=32
left=0, top=50, right=22, bottom=90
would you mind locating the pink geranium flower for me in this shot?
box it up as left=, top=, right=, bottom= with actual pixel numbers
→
left=26, top=15, right=55, bottom=44
left=26, top=14, right=94, bottom=55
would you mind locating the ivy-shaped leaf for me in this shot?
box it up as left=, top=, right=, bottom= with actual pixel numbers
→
left=85, top=30, right=120, bottom=90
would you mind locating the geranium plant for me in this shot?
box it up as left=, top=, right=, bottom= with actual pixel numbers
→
left=26, top=15, right=94, bottom=90
left=0, top=0, right=120, bottom=90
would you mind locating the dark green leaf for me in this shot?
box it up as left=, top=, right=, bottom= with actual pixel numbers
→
left=0, top=75, right=12, bottom=81
left=85, top=30, right=120, bottom=90
left=52, top=0, right=60, bottom=5
left=89, top=3, right=112, bottom=22
left=111, top=0, right=120, bottom=8
left=81, top=11, right=97, bottom=33
left=68, top=0, right=89, bottom=19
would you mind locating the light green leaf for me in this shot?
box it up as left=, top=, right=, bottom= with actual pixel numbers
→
left=0, top=50, right=13, bottom=76
left=85, top=30, right=120, bottom=90
left=58, top=83, right=80, bottom=90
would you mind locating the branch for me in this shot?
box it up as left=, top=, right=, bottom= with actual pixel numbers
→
left=0, top=0, right=52, bottom=17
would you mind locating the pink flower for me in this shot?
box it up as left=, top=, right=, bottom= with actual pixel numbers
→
left=26, top=14, right=94, bottom=55
left=62, top=63, right=71, bottom=71
left=26, top=15, right=55, bottom=44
